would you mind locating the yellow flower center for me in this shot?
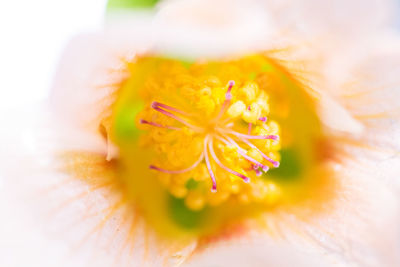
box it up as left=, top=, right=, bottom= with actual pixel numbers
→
left=107, top=55, right=335, bottom=235
left=137, top=77, right=281, bottom=210
left=58, top=48, right=341, bottom=243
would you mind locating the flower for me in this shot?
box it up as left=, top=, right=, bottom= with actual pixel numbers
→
left=2, top=0, right=400, bottom=266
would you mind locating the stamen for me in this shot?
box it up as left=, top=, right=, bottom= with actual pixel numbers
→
left=140, top=119, right=180, bottom=130
left=259, top=117, right=267, bottom=122
left=220, top=129, right=279, bottom=140
left=152, top=101, right=191, bottom=116
left=204, top=136, right=217, bottom=192
left=222, top=136, right=269, bottom=172
left=225, top=122, right=234, bottom=128
left=208, top=138, right=250, bottom=183
left=255, top=169, right=262, bottom=176
left=248, top=123, right=252, bottom=134
left=239, top=137, right=280, bottom=167
left=149, top=152, right=204, bottom=174
left=215, top=80, right=235, bottom=120
left=152, top=102, right=202, bottom=131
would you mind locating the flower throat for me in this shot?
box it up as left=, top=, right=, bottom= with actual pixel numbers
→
left=136, top=71, right=281, bottom=210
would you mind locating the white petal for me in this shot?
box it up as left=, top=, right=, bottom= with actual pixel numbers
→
left=3, top=1, right=400, bottom=266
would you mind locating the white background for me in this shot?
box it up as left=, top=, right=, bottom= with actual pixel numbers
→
left=0, top=0, right=107, bottom=110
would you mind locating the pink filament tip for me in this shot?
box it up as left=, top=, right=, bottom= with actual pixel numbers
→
left=269, top=135, right=279, bottom=141
left=225, top=80, right=235, bottom=100
left=140, top=119, right=180, bottom=130
left=259, top=117, right=267, bottom=122
left=255, top=169, right=262, bottom=177
left=262, top=165, right=269, bottom=172
left=211, top=186, right=217, bottom=193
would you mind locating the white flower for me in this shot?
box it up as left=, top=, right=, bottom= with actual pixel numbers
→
left=1, top=0, right=400, bottom=266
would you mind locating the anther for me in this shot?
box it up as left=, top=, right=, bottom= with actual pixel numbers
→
left=239, top=137, right=280, bottom=167
left=209, top=138, right=250, bottom=184
left=223, top=136, right=270, bottom=172
left=149, top=152, right=204, bottom=174
left=259, top=117, right=267, bottom=122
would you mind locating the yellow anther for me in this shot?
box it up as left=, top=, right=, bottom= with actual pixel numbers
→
left=242, top=103, right=262, bottom=124
left=268, top=121, right=280, bottom=135
left=208, top=191, right=229, bottom=206
left=264, top=182, right=281, bottom=204
left=240, top=81, right=259, bottom=102
left=256, top=90, right=270, bottom=113
left=182, top=127, right=195, bottom=137
left=256, top=101, right=269, bottom=115
left=211, top=86, right=227, bottom=106
left=247, top=148, right=263, bottom=163
left=230, top=182, right=241, bottom=194
left=251, top=182, right=269, bottom=201
left=237, top=156, right=252, bottom=169
left=199, top=87, right=212, bottom=97
left=196, top=96, right=216, bottom=116
left=204, top=76, right=222, bottom=87
left=227, top=100, right=246, bottom=118
left=192, top=163, right=208, bottom=181
left=170, top=185, right=188, bottom=198
left=254, top=125, right=269, bottom=136
left=238, top=193, right=251, bottom=204
left=185, top=191, right=205, bottom=210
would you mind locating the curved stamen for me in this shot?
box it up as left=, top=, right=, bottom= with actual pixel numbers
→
left=152, top=102, right=203, bottom=131
left=208, top=138, right=250, bottom=183
left=150, top=152, right=204, bottom=174
left=238, top=137, right=280, bottom=167
left=221, top=129, right=279, bottom=140
left=152, top=101, right=191, bottom=116
left=221, top=136, right=269, bottom=172
left=140, top=119, right=181, bottom=130
left=204, top=136, right=217, bottom=192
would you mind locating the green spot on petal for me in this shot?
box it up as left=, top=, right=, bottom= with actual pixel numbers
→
left=115, top=103, right=143, bottom=140
left=268, top=148, right=303, bottom=180
left=249, top=72, right=257, bottom=80
left=185, top=178, right=198, bottom=190
left=262, top=63, right=274, bottom=72
left=169, top=195, right=207, bottom=229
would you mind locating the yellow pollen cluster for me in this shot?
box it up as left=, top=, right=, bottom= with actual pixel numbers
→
left=136, top=60, right=281, bottom=210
